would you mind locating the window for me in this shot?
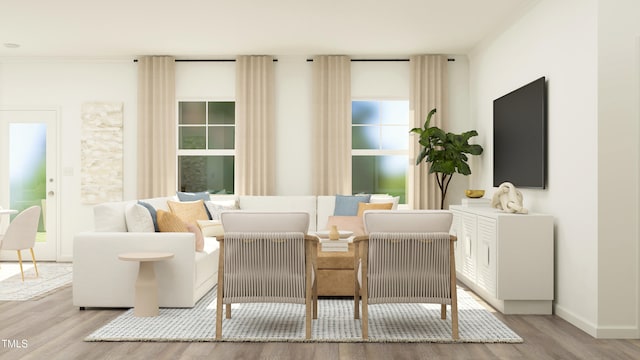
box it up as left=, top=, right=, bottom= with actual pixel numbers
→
left=177, top=101, right=235, bottom=194
left=352, top=100, right=409, bottom=203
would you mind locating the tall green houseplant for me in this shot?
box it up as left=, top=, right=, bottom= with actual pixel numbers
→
left=410, top=108, right=484, bottom=209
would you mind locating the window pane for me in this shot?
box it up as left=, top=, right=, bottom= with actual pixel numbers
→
left=352, top=101, right=379, bottom=125
left=352, top=126, right=380, bottom=149
left=352, top=155, right=406, bottom=203
left=379, top=100, right=409, bottom=124
left=208, top=102, right=235, bottom=125
left=179, top=102, right=206, bottom=125
left=179, top=127, right=206, bottom=149
left=208, top=126, right=235, bottom=149
left=381, top=126, right=409, bottom=150
left=178, top=156, right=234, bottom=194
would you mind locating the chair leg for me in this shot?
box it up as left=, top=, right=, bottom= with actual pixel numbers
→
left=362, top=295, right=368, bottom=340
left=312, top=278, right=318, bottom=320
left=30, top=248, right=39, bottom=278
left=451, top=298, right=459, bottom=340
left=16, top=250, right=24, bottom=282
left=441, top=304, right=446, bottom=319
left=225, top=304, right=231, bottom=319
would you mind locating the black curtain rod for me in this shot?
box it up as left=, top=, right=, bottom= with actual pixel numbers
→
left=133, top=59, right=278, bottom=63
left=133, top=58, right=455, bottom=63
left=305, top=58, right=455, bottom=62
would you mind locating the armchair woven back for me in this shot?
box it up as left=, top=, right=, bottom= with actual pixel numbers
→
left=368, top=232, right=452, bottom=305
left=357, top=210, right=458, bottom=340
left=222, top=231, right=306, bottom=304
left=216, top=211, right=318, bottom=339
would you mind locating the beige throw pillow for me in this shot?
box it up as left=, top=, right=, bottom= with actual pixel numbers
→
left=197, top=219, right=224, bottom=237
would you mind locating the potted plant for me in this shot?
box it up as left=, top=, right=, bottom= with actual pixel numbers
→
left=410, top=108, right=484, bottom=209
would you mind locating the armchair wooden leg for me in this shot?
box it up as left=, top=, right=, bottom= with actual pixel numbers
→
left=305, top=299, right=312, bottom=340
left=312, top=279, right=318, bottom=320
left=225, top=304, right=231, bottom=319
left=441, top=304, right=446, bottom=319
left=354, top=289, right=360, bottom=319
left=16, top=250, right=24, bottom=282
left=30, top=248, right=39, bottom=278
left=215, top=245, right=224, bottom=340
left=362, top=295, right=368, bottom=340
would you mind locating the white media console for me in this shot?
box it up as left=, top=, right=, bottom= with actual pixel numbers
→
left=450, top=205, right=554, bottom=314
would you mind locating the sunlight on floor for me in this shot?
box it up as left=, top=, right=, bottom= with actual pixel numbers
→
left=0, top=262, right=34, bottom=281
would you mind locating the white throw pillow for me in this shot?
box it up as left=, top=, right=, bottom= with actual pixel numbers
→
left=204, top=200, right=239, bottom=221
left=125, top=203, right=155, bottom=232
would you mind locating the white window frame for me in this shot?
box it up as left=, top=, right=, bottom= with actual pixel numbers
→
left=351, top=98, right=410, bottom=200
left=176, top=98, right=236, bottom=191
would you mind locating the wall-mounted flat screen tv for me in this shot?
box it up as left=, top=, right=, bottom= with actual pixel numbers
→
left=493, top=76, right=547, bottom=188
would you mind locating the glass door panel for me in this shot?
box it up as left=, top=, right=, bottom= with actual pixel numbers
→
left=0, top=109, right=58, bottom=261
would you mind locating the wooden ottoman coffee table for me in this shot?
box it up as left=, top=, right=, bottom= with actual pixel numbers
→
left=317, top=243, right=356, bottom=296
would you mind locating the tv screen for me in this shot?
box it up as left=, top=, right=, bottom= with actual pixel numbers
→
left=493, top=77, right=547, bottom=188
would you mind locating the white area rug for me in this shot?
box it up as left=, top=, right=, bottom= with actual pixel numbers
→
left=86, top=286, right=522, bottom=343
left=0, top=262, right=72, bottom=301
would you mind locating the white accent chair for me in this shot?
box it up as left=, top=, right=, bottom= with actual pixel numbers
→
left=216, top=212, right=318, bottom=339
left=0, top=206, right=41, bottom=281
left=354, top=210, right=459, bottom=340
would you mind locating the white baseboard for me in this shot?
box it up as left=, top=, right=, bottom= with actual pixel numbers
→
left=554, top=303, right=640, bottom=339
left=554, top=303, right=598, bottom=337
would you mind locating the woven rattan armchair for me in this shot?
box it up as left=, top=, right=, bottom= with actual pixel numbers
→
left=216, top=212, right=318, bottom=339
left=354, top=210, right=458, bottom=340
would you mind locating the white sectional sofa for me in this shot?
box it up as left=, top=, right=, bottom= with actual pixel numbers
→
left=72, top=194, right=398, bottom=309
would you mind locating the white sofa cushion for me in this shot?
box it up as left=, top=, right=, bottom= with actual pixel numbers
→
left=94, top=201, right=131, bottom=232
left=238, top=196, right=317, bottom=231
left=221, top=212, right=310, bottom=233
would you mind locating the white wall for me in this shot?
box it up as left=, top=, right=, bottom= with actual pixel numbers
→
left=597, top=0, right=640, bottom=338
left=0, top=59, right=137, bottom=260
left=470, top=0, right=640, bottom=338
left=0, top=56, right=469, bottom=264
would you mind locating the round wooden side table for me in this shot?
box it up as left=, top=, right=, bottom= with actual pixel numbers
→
left=118, top=252, right=174, bottom=317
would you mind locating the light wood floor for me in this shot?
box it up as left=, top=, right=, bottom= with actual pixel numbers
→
left=1, top=285, right=639, bottom=360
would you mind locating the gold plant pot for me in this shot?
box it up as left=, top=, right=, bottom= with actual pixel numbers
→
left=465, top=190, right=485, bottom=198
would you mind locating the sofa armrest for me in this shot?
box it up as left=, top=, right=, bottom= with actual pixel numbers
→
left=73, top=232, right=197, bottom=308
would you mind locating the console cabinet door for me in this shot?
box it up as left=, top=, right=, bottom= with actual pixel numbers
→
left=458, top=212, right=477, bottom=282
left=475, top=216, right=497, bottom=296
left=452, top=212, right=464, bottom=274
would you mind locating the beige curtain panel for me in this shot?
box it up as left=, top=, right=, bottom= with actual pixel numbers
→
left=408, top=55, right=449, bottom=210
left=136, top=56, right=176, bottom=198
left=235, top=55, right=275, bottom=196
left=312, top=55, right=352, bottom=196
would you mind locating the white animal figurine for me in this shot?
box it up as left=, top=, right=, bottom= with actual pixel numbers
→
left=491, top=182, right=528, bottom=214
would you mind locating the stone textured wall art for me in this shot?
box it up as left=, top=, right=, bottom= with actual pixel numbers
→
left=81, top=102, right=123, bottom=204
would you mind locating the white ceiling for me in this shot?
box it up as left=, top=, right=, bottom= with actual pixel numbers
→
left=0, top=0, right=538, bottom=59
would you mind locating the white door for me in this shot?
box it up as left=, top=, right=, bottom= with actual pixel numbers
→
left=0, top=109, right=58, bottom=261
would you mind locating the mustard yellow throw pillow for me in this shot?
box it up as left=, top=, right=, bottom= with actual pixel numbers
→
left=167, top=200, right=209, bottom=226
left=356, top=202, right=393, bottom=217
left=157, top=210, right=204, bottom=252
left=157, top=210, right=189, bottom=232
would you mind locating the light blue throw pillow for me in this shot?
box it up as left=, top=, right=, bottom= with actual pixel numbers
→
left=333, top=194, right=372, bottom=216
left=176, top=191, right=212, bottom=219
